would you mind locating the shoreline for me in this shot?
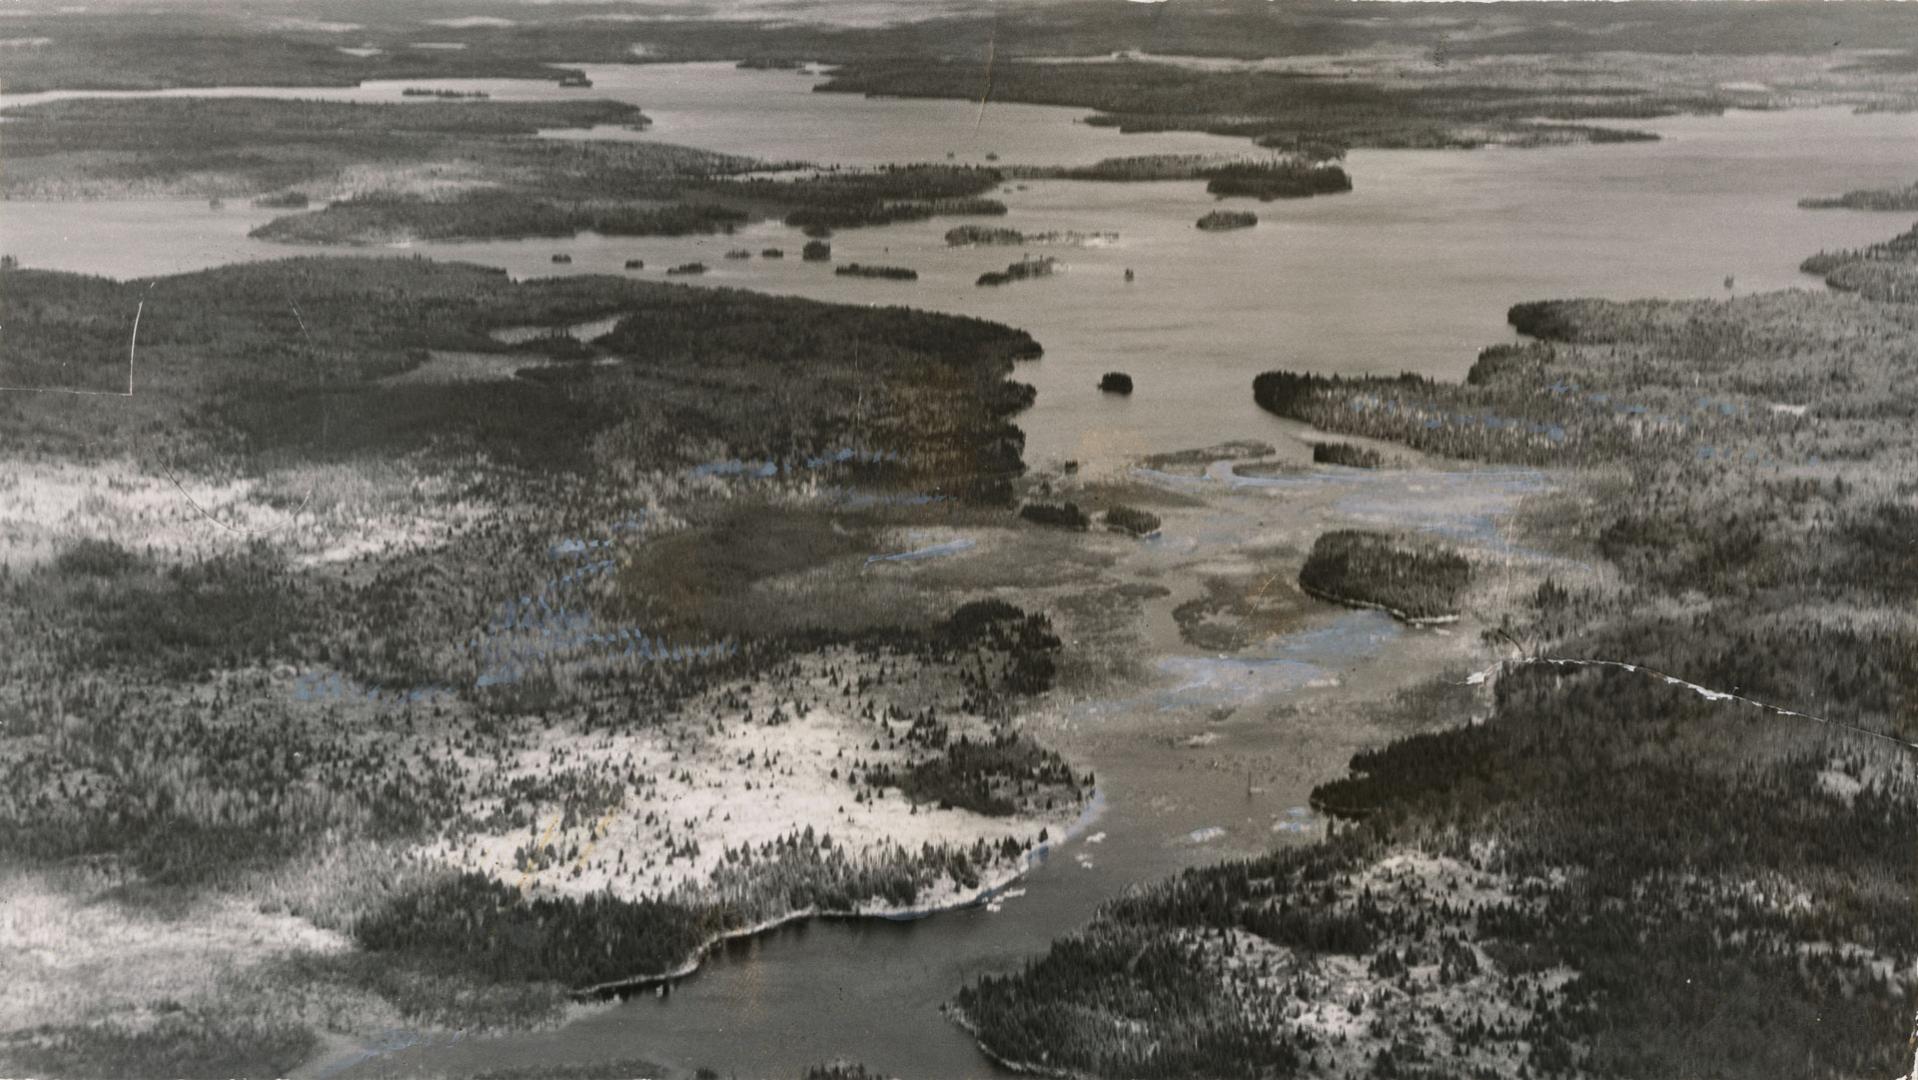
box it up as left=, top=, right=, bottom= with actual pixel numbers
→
left=293, top=445, right=1544, bottom=1077
left=1295, top=580, right=1461, bottom=627
left=571, top=789, right=1107, bottom=998
left=944, top=1005, right=1084, bottom=1080
left=295, top=793, right=1110, bottom=1078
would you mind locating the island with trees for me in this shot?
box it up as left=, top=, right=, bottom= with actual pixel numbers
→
left=1296, top=530, right=1471, bottom=624
left=977, top=256, right=1059, bottom=287
left=834, top=263, right=919, bottom=281
left=1197, top=209, right=1258, bottom=231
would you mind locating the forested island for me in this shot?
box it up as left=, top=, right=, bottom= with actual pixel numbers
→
left=945, top=225, right=1119, bottom=247
left=1296, top=530, right=1470, bottom=624
left=834, top=264, right=919, bottom=281
left=1008, top=154, right=1352, bottom=200
left=253, top=192, right=750, bottom=245
left=402, top=87, right=490, bottom=99
left=1196, top=210, right=1257, bottom=231
left=978, top=257, right=1060, bottom=287
left=1101, top=505, right=1161, bottom=538
left=1203, top=160, right=1352, bottom=200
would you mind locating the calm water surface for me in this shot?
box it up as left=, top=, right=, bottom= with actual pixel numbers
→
left=0, top=61, right=1244, bottom=167
left=5, top=97, right=1912, bottom=470
left=5, top=66, right=1916, bottom=1076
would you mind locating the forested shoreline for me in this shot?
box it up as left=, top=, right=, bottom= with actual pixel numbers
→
left=0, top=256, right=1086, bottom=1078
left=956, top=224, right=1918, bottom=1078
left=9, top=4, right=1918, bottom=1077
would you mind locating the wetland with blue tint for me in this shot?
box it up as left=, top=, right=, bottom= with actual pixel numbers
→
left=4, top=61, right=1912, bottom=1078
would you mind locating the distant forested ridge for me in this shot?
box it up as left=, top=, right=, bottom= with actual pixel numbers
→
left=4, top=97, right=1016, bottom=246
left=251, top=191, right=752, bottom=245
left=5, top=3, right=1918, bottom=97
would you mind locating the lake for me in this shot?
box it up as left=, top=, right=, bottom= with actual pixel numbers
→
left=5, top=70, right=1913, bottom=473
left=0, top=60, right=1245, bottom=167
left=4, top=65, right=1916, bottom=1076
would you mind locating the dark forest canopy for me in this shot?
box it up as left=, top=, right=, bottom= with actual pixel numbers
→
left=0, top=257, right=1040, bottom=500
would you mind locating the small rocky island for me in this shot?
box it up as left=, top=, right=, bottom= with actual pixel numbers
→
left=1098, top=371, right=1133, bottom=394
left=1197, top=210, right=1258, bottom=231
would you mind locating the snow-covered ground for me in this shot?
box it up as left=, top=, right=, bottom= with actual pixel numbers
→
left=428, top=647, right=1083, bottom=906
left=0, top=458, right=488, bottom=568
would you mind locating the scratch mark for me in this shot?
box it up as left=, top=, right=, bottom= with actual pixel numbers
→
left=156, top=461, right=247, bottom=535
left=1248, top=570, right=1285, bottom=604
left=972, top=26, right=996, bottom=138
left=1466, top=656, right=1918, bottom=753
left=516, top=812, right=564, bottom=891
left=572, top=805, right=626, bottom=873
left=0, top=281, right=148, bottom=396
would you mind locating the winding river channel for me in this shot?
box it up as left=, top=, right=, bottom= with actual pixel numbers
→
left=5, top=62, right=1916, bottom=1077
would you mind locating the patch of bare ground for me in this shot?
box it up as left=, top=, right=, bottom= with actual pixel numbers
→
left=427, top=646, right=1086, bottom=911
left=0, top=457, right=490, bottom=570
